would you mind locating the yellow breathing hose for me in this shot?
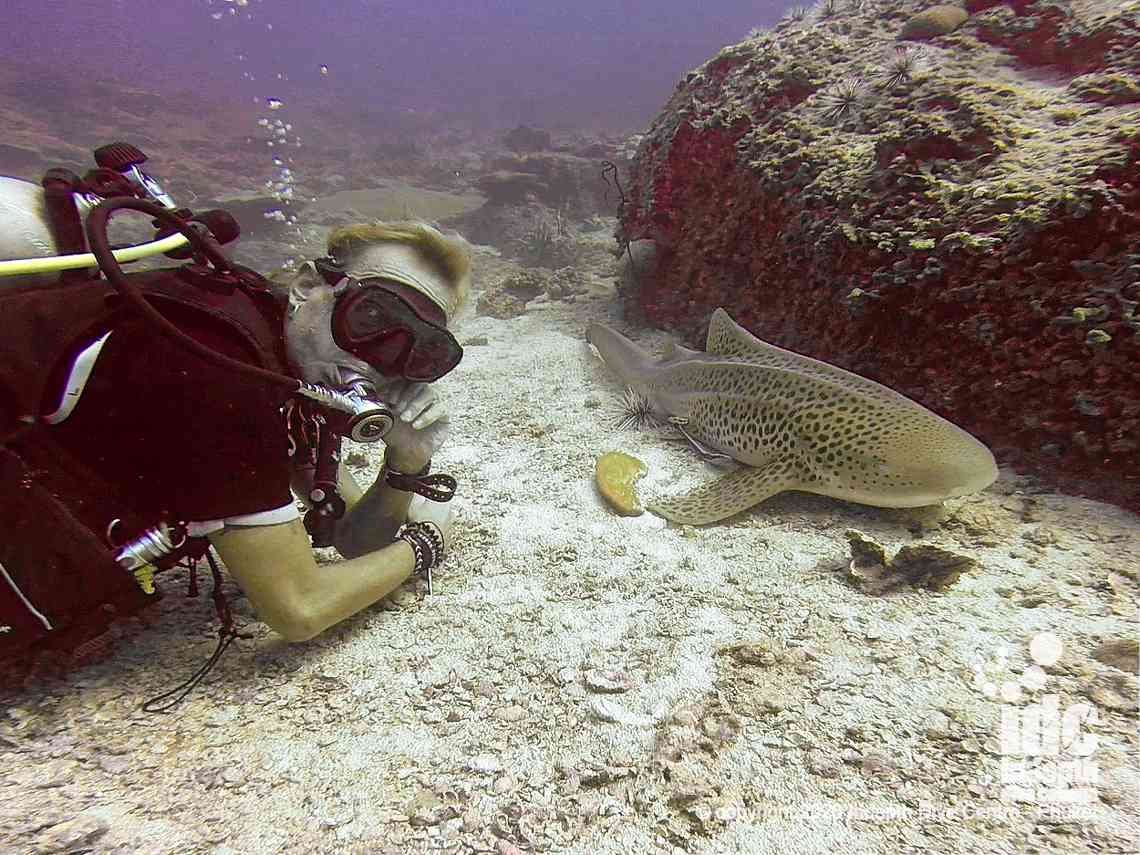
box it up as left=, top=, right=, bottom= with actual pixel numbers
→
left=0, top=232, right=191, bottom=277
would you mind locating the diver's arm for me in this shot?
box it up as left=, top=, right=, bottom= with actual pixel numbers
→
left=290, top=454, right=427, bottom=558
left=332, top=454, right=425, bottom=558
left=207, top=519, right=416, bottom=642
left=291, top=380, right=443, bottom=557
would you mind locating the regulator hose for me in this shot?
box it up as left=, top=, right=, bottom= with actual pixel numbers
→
left=0, top=233, right=190, bottom=277
left=83, top=196, right=302, bottom=393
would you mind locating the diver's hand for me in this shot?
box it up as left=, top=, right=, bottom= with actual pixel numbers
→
left=383, top=382, right=448, bottom=472
left=406, top=494, right=455, bottom=555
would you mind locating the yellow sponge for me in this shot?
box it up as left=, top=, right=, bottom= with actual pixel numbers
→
left=595, top=452, right=648, bottom=516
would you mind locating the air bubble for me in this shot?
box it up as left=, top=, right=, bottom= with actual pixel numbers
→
left=1029, top=632, right=1063, bottom=666
left=320, top=64, right=329, bottom=75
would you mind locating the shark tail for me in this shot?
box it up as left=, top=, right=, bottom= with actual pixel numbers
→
left=585, top=322, right=657, bottom=390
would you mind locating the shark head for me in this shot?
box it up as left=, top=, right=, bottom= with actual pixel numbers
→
left=796, top=387, right=1000, bottom=508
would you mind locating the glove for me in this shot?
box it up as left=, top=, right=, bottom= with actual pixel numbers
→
left=382, top=381, right=448, bottom=472
left=406, top=494, right=455, bottom=555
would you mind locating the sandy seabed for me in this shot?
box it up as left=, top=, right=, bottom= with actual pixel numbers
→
left=2, top=244, right=1138, bottom=855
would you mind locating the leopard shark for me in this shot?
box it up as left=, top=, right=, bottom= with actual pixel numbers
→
left=586, top=308, right=998, bottom=524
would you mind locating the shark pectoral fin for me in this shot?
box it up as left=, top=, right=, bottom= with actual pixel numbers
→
left=647, top=461, right=797, bottom=525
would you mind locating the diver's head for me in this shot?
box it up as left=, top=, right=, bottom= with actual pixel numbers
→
left=283, top=220, right=471, bottom=392
left=326, top=220, right=470, bottom=323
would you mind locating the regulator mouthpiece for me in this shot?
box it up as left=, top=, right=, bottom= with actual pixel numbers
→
left=342, top=395, right=395, bottom=443
left=295, top=381, right=394, bottom=443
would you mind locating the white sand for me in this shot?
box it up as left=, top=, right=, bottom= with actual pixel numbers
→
left=2, top=246, right=1137, bottom=855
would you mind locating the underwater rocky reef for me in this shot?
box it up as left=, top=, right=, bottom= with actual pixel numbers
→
left=618, top=0, right=1139, bottom=514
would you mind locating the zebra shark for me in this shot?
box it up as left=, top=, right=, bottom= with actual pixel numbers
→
left=586, top=308, right=998, bottom=524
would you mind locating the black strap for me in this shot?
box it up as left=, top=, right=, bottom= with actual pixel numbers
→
left=40, top=168, right=87, bottom=260
left=140, top=628, right=238, bottom=714
left=141, top=550, right=251, bottom=714
left=384, top=462, right=457, bottom=502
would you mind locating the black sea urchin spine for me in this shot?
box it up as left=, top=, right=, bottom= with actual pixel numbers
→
left=881, top=45, right=924, bottom=89
left=818, top=76, right=866, bottom=123
left=614, top=387, right=657, bottom=431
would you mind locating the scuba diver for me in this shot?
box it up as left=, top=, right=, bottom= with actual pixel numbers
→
left=0, top=143, right=470, bottom=695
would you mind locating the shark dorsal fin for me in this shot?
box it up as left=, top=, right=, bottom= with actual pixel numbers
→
left=706, top=307, right=767, bottom=360
left=704, top=308, right=905, bottom=403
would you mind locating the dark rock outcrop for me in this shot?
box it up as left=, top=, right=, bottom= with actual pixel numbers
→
left=504, top=125, right=553, bottom=154
left=479, top=152, right=611, bottom=215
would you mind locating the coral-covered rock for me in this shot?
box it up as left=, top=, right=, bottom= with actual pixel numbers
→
left=476, top=170, right=550, bottom=206
left=503, top=124, right=552, bottom=154
left=900, top=5, right=970, bottom=41
left=974, top=1, right=1140, bottom=74
left=476, top=269, right=549, bottom=318
left=1069, top=72, right=1140, bottom=106
left=618, top=0, right=1140, bottom=513
left=480, top=151, right=610, bottom=215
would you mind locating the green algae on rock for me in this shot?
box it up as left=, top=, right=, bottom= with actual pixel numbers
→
left=595, top=452, right=649, bottom=516
left=1068, top=72, right=1140, bottom=106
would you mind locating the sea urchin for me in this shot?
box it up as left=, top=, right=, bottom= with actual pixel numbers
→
left=613, top=386, right=658, bottom=431
left=818, top=76, right=866, bottom=123
left=881, top=45, right=925, bottom=89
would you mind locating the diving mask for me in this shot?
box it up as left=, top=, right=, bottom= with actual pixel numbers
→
left=331, top=277, right=463, bottom=383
